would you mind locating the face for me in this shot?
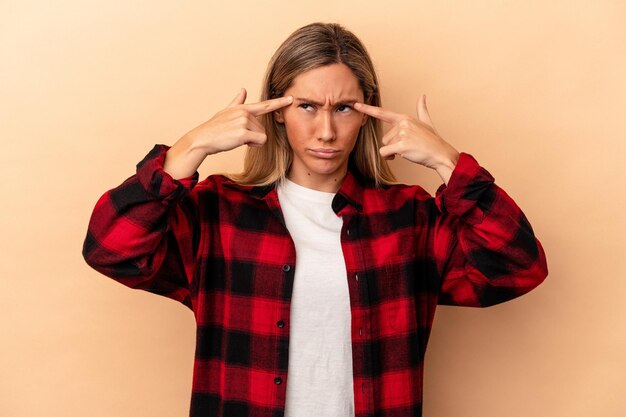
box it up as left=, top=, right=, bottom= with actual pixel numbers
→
left=275, top=63, right=367, bottom=191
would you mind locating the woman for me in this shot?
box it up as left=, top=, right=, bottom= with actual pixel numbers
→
left=83, top=22, right=548, bottom=417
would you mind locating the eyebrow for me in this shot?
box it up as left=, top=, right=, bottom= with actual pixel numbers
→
left=294, top=97, right=359, bottom=106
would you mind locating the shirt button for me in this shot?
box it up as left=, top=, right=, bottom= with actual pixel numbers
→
left=277, top=320, right=285, bottom=328
left=282, top=264, right=291, bottom=272
left=274, top=377, right=282, bottom=385
left=346, top=229, right=351, bottom=236
left=355, top=274, right=359, bottom=282
left=359, top=328, right=363, bottom=337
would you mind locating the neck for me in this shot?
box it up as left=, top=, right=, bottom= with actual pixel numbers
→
left=286, top=167, right=347, bottom=193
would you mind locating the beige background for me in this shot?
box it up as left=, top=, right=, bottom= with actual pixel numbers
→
left=1, top=1, right=625, bottom=416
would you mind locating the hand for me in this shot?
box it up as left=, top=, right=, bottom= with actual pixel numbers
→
left=184, top=88, right=293, bottom=156
left=354, top=95, right=459, bottom=175
left=163, top=89, right=293, bottom=179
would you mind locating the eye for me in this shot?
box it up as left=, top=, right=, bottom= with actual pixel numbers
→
left=298, top=103, right=315, bottom=112
left=337, top=104, right=352, bottom=113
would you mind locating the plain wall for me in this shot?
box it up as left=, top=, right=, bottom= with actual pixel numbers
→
left=1, top=1, right=625, bottom=416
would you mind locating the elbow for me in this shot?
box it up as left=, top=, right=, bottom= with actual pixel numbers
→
left=81, top=232, right=147, bottom=282
left=480, top=232, right=549, bottom=305
left=82, top=231, right=115, bottom=273
left=521, top=237, right=549, bottom=291
left=82, top=231, right=103, bottom=271
left=479, top=250, right=549, bottom=307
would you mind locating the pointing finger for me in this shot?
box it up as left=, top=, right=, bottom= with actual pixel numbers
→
left=228, top=88, right=247, bottom=108
left=246, top=96, right=294, bottom=116
left=353, top=102, right=402, bottom=124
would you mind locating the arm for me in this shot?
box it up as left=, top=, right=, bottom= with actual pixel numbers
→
left=432, top=153, right=548, bottom=307
left=354, top=96, right=547, bottom=306
left=82, top=90, right=294, bottom=308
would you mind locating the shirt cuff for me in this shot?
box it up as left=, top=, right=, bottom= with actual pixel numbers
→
left=434, top=152, right=495, bottom=223
left=136, top=144, right=199, bottom=202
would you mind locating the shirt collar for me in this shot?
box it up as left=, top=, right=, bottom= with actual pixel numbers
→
left=223, top=168, right=366, bottom=214
left=332, top=169, right=364, bottom=214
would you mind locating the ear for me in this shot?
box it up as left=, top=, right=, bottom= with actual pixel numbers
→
left=274, top=110, right=285, bottom=123
left=361, top=114, right=368, bottom=126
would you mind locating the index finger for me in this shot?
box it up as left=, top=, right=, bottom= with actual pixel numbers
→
left=245, top=96, right=294, bottom=116
left=354, top=102, right=402, bottom=124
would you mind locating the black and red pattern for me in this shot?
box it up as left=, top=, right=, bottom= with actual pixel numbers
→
left=83, top=144, right=547, bottom=417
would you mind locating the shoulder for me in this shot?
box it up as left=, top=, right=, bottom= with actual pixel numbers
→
left=364, top=181, right=433, bottom=202
left=192, top=174, right=275, bottom=203
left=195, top=174, right=252, bottom=192
left=359, top=181, right=435, bottom=216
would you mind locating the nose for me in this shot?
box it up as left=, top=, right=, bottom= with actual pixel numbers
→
left=316, top=110, right=336, bottom=142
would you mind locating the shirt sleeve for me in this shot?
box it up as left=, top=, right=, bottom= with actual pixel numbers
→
left=82, top=144, right=200, bottom=309
left=432, top=152, right=548, bottom=307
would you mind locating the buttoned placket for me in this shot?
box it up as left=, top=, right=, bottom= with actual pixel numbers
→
left=339, top=209, right=374, bottom=409
left=262, top=183, right=375, bottom=411
left=256, top=188, right=297, bottom=405
left=275, top=263, right=292, bottom=388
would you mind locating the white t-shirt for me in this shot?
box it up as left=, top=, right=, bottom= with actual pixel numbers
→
left=277, top=178, right=355, bottom=417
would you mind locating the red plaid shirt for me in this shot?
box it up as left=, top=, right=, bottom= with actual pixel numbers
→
left=83, top=144, right=548, bottom=417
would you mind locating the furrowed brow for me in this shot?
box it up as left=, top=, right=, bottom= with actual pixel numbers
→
left=295, top=97, right=359, bottom=106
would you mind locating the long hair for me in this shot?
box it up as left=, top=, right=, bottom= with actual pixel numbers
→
left=229, top=22, right=396, bottom=187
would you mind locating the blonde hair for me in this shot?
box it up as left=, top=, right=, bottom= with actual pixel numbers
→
left=229, top=22, right=396, bottom=187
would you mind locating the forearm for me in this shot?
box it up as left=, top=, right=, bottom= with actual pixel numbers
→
left=438, top=188, right=548, bottom=306
left=433, top=153, right=548, bottom=306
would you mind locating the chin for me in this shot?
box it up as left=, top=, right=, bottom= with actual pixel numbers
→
left=308, top=162, right=344, bottom=176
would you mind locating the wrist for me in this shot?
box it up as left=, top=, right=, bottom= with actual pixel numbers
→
left=434, top=147, right=460, bottom=172
left=179, top=133, right=210, bottom=157
left=434, top=148, right=460, bottom=186
left=163, top=135, right=206, bottom=179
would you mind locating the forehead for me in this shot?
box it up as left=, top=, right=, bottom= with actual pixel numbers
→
left=287, top=63, right=363, bottom=102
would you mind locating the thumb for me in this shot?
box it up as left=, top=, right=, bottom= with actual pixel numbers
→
left=227, top=88, right=247, bottom=107
left=416, top=94, right=436, bottom=132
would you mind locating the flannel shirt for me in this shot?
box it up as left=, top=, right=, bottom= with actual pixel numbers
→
left=82, top=144, right=548, bottom=417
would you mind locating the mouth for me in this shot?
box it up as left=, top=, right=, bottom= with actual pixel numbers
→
left=307, top=148, right=341, bottom=159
